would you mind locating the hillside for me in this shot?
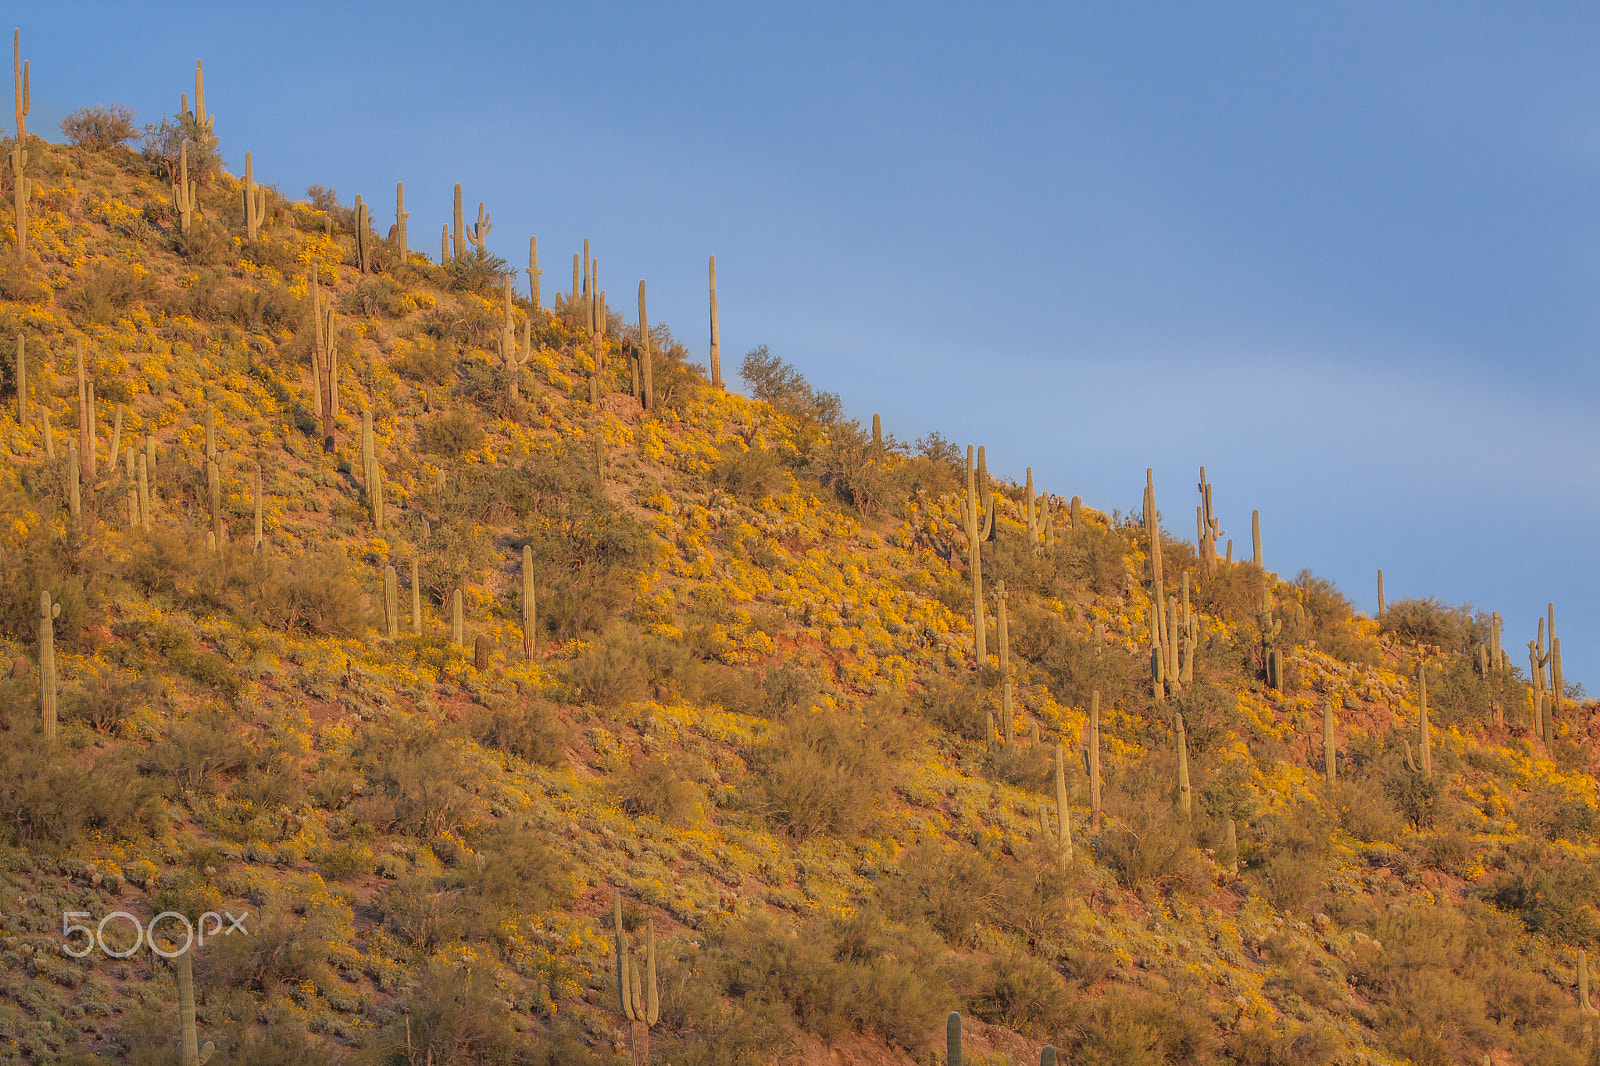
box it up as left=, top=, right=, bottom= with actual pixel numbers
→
left=1, top=64, right=1599, bottom=1066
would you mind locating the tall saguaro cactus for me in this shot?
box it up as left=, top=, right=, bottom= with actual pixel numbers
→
left=451, top=588, right=464, bottom=647
left=410, top=559, right=421, bottom=636
left=383, top=565, right=399, bottom=638
left=613, top=889, right=659, bottom=1066
left=1089, top=690, right=1102, bottom=832
left=173, top=945, right=214, bottom=1066
left=1251, top=509, right=1262, bottom=568
left=1175, top=712, right=1192, bottom=818
left=637, top=281, right=654, bottom=411
left=521, top=545, right=536, bottom=661
left=451, top=183, right=465, bottom=259
left=244, top=152, right=268, bottom=240
left=1417, top=666, right=1433, bottom=777
left=1197, top=466, right=1221, bottom=572
left=13, top=335, right=24, bottom=424
left=39, top=591, right=58, bottom=742
left=946, top=1011, right=963, bottom=1066
left=252, top=460, right=263, bottom=551
left=998, top=580, right=1013, bottom=747
left=964, top=445, right=987, bottom=665
left=1053, top=744, right=1072, bottom=869
left=708, top=254, right=723, bottom=388
left=1377, top=569, right=1385, bottom=615
left=394, top=182, right=408, bottom=259
left=12, top=30, right=30, bottom=262
left=526, top=235, right=540, bottom=310
left=1323, top=699, right=1337, bottom=785
left=174, top=141, right=195, bottom=235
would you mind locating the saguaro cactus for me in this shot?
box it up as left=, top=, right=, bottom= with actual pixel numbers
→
left=1089, top=690, right=1102, bottom=832
left=207, top=459, right=221, bottom=542
left=1197, top=466, right=1221, bottom=572
left=451, top=588, right=464, bottom=647
left=66, top=441, right=81, bottom=520
left=174, top=141, right=196, bottom=235
left=613, top=889, right=659, bottom=1066
left=1417, top=666, right=1433, bottom=777
left=410, top=559, right=421, bottom=636
left=637, top=281, right=654, bottom=411
left=451, top=183, right=465, bottom=259
left=383, top=565, right=399, bottom=639
left=1548, top=636, right=1563, bottom=750
left=1175, top=712, right=1192, bottom=817
left=964, top=445, right=987, bottom=665
left=1025, top=467, right=1038, bottom=548
left=526, top=236, right=541, bottom=310
left=394, top=182, right=408, bottom=259
left=137, top=452, right=151, bottom=531
left=13, top=335, right=24, bottom=423
left=172, top=944, right=215, bottom=1066
left=1579, top=948, right=1598, bottom=1021
left=1377, top=569, right=1385, bottom=615
left=998, top=580, right=1013, bottom=747
left=244, top=151, right=268, bottom=240
left=353, top=194, right=370, bottom=273
left=1143, top=469, right=1163, bottom=586
left=947, top=1011, right=963, bottom=1066
left=12, top=30, right=30, bottom=262
left=521, top=545, right=536, bottom=661
left=39, top=591, right=58, bottom=742
left=1053, top=744, right=1072, bottom=868
left=1251, top=509, right=1262, bottom=568
left=1324, top=699, right=1337, bottom=785
left=463, top=199, right=491, bottom=254
left=1224, top=818, right=1239, bottom=876
left=252, top=461, right=263, bottom=551
left=708, top=254, right=723, bottom=388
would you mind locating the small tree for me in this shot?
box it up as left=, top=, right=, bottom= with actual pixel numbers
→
left=60, top=105, right=139, bottom=150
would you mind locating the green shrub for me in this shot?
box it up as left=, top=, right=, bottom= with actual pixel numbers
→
left=393, top=338, right=459, bottom=385
left=565, top=627, right=653, bottom=706
left=418, top=409, right=485, bottom=457
left=460, top=697, right=568, bottom=767
left=1381, top=596, right=1477, bottom=649
left=754, top=709, right=917, bottom=839
left=712, top=444, right=789, bottom=502
left=59, top=261, right=157, bottom=325
left=617, top=755, right=708, bottom=826
left=882, top=839, right=996, bottom=946
left=139, top=711, right=249, bottom=796
left=0, top=741, right=158, bottom=845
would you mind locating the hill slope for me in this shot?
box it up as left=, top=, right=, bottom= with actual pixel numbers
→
left=0, top=106, right=1597, bottom=1066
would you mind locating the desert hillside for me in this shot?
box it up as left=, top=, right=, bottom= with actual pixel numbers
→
left=0, top=55, right=1598, bottom=1066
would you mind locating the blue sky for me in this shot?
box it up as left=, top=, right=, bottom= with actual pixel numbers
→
left=20, top=3, right=1600, bottom=684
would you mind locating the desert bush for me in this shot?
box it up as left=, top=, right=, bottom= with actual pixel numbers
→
left=813, top=419, right=909, bottom=516
left=140, top=711, right=249, bottom=796
left=740, top=346, right=841, bottom=425
left=617, top=755, right=709, bottom=826
left=365, top=959, right=527, bottom=1064
left=966, top=944, right=1073, bottom=1037
left=441, top=248, right=514, bottom=296
left=458, top=823, right=579, bottom=915
left=0, top=258, right=52, bottom=303
left=0, top=741, right=158, bottom=845
left=882, top=839, right=996, bottom=946
left=705, top=911, right=950, bottom=1049
left=59, top=261, right=157, bottom=325
left=1097, top=765, right=1208, bottom=894
left=418, top=409, right=485, bottom=457
left=1381, top=596, right=1477, bottom=649
left=755, top=709, right=918, bottom=839
left=912, top=671, right=989, bottom=740
left=393, top=338, right=459, bottom=384
left=340, top=275, right=409, bottom=318
left=460, top=697, right=568, bottom=767
left=712, top=444, right=790, bottom=502
left=1385, top=762, right=1442, bottom=829
left=1484, top=840, right=1600, bottom=945
left=565, top=626, right=653, bottom=706
left=61, top=104, right=139, bottom=149
left=354, top=726, right=482, bottom=838
left=65, top=668, right=155, bottom=735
